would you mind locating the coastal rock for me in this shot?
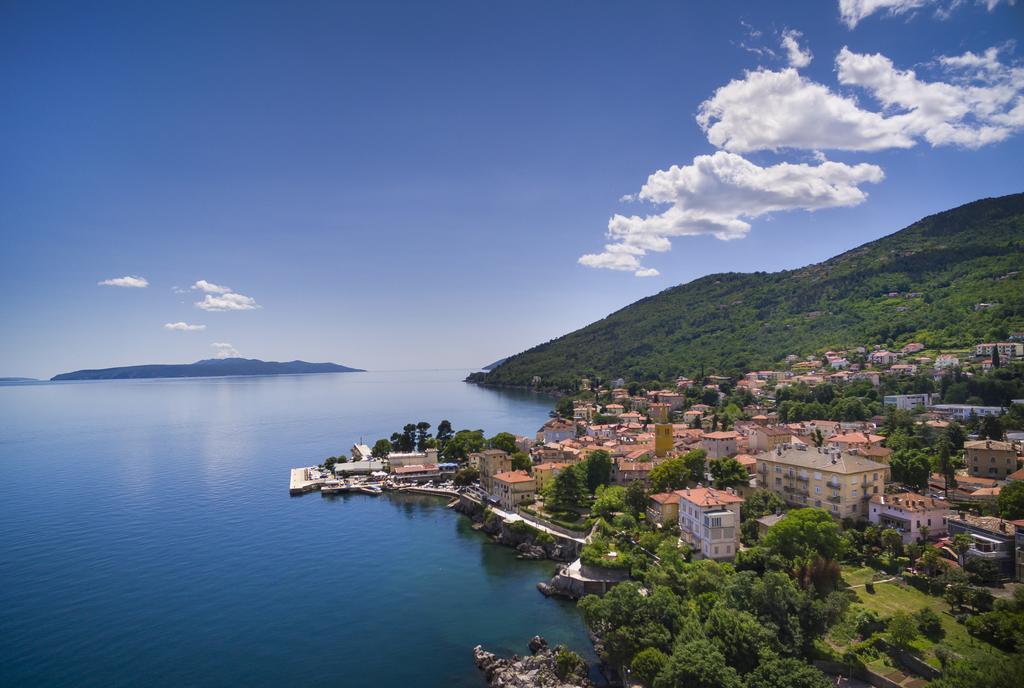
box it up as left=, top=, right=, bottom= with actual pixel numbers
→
left=516, top=542, right=546, bottom=560
left=473, top=639, right=593, bottom=688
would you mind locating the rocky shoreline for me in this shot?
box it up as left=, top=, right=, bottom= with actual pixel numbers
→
left=453, top=498, right=579, bottom=562
left=473, top=636, right=594, bottom=688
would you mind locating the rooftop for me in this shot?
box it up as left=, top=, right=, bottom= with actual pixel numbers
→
left=493, top=470, right=534, bottom=484
left=676, top=486, right=744, bottom=507
left=764, top=446, right=889, bottom=474
left=869, top=492, right=948, bottom=512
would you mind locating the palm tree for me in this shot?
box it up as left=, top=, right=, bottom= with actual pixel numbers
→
left=951, top=533, right=973, bottom=567
left=917, top=524, right=930, bottom=543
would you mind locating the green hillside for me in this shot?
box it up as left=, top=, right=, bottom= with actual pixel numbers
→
left=475, top=193, right=1024, bottom=390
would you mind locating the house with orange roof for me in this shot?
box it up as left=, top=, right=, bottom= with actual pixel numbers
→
left=676, top=486, right=744, bottom=561
left=868, top=492, right=952, bottom=544
left=612, top=458, right=654, bottom=486
left=647, top=491, right=682, bottom=527
left=749, top=426, right=793, bottom=453
left=702, top=431, right=738, bottom=459
left=491, top=470, right=536, bottom=510
left=828, top=431, right=885, bottom=451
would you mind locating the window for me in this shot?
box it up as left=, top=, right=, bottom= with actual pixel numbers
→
left=814, top=471, right=821, bottom=480
left=852, top=490, right=858, bottom=497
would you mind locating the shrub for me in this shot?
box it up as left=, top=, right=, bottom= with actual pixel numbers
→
left=553, top=647, right=584, bottom=680
left=630, top=647, right=667, bottom=687
left=916, top=607, right=943, bottom=639
left=508, top=520, right=540, bottom=537
left=855, top=608, right=885, bottom=638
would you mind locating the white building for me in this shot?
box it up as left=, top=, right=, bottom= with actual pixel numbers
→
left=868, top=492, right=952, bottom=544
left=387, top=449, right=439, bottom=468
left=677, top=487, right=744, bottom=561
left=930, top=404, right=1005, bottom=422
left=883, top=393, right=936, bottom=410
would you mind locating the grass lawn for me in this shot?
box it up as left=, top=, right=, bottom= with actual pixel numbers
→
left=832, top=566, right=1007, bottom=670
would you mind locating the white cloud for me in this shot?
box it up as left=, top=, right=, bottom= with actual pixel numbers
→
left=195, top=292, right=260, bottom=311
left=634, top=268, right=661, bottom=278
left=579, top=151, right=883, bottom=275
left=192, top=279, right=231, bottom=294
left=838, top=0, right=930, bottom=28
left=697, top=46, right=1024, bottom=152
left=98, top=275, right=148, bottom=288
left=163, top=322, right=206, bottom=331
left=836, top=46, right=1024, bottom=147
left=211, top=342, right=241, bottom=359
left=781, top=29, right=812, bottom=68
left=838, top=0, right=1015, bottom=28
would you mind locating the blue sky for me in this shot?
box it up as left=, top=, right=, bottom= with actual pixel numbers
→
left=2, top=0, right=1022, bottom=378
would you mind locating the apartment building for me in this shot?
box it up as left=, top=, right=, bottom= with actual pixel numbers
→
left=965, top=440, right=1019, bottom=480
left=756, top=445, right=889, bottom=520
left=676, top=487, right=744, bottom=561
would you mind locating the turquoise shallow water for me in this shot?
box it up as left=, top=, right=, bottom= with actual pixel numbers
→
left=0, top=370, right=596, bottom=687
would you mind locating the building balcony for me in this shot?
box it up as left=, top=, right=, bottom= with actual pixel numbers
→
left=795, top=474, right=809, bottom=482
left=827, top=495, right=842, bottom=504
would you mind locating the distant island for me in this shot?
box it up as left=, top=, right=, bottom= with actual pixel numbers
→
left=51, top=357, right=364, bottom=381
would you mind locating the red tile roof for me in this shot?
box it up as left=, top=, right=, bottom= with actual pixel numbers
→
left=493, top=470, right=534, bottom=484
left=676, top=487, right=743, bottom=507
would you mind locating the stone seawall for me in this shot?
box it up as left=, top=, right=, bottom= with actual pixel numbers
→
left=454, top=496, right=580, bottom=562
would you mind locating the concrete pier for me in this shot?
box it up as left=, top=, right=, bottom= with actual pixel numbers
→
left=288, top=467, right=325, bottom=495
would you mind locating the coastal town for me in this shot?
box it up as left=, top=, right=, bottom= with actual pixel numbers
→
left=289, top=337, right=1024, bottom=688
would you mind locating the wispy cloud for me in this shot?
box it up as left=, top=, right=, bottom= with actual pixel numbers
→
left=781, top=29, right=812, bottom=68
left=98, top=275, right=148, bottom=288
left=163, top=322, right=206, bottom=331
left=838, top=0, right=1015, bottom=29
left=211, top=342, right=241, bottom=359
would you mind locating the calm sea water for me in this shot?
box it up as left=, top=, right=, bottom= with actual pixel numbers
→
left=0, top=370, right=596, bottom=687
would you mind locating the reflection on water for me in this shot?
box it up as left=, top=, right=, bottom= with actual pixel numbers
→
left=0, top=370, right=594, bottom=688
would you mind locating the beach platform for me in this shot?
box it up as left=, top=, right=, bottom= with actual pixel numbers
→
left=289, top=467, right=325, bottom=495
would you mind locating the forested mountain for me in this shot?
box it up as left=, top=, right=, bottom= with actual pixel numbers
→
left=474, top=194, right=1024, bottom=390
left=51, top=358, right=364, bottom=381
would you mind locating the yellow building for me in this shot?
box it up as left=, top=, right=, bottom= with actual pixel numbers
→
left=474, top=449, right=512, bottom=495
left=965, top=440, right=1018, bottom=479
left=655, top=423, right=673, bottom=458
left=533, top=462, right=569, bottom=493
left=756, top=446, right=889, bottom=520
